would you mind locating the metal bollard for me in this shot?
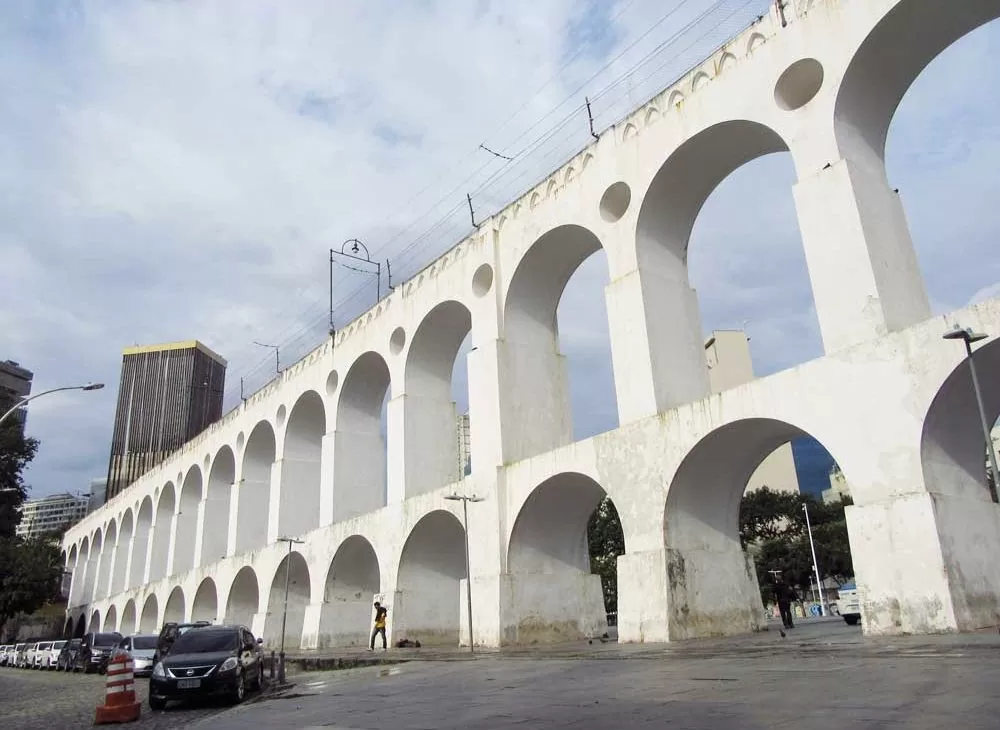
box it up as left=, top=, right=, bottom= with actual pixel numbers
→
left=269, top=650, right=275, bottom=681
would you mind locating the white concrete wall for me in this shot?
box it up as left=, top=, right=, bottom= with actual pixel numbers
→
left=62, top=0, right=1000, bottom=647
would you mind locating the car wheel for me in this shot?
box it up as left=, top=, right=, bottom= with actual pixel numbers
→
left=149, top=695, right=167, bottom=711
left=845, top=615, right=860, bottom=626
left=231, top=672, right=246, bottom=704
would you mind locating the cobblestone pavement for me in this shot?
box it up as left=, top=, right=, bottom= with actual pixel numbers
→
left=0, top=666, right=257, bottom=729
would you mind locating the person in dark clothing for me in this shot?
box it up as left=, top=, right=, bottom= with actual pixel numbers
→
left=774, top=579, right=798, bottom=629
left=370, top=601, right=388, bottom=651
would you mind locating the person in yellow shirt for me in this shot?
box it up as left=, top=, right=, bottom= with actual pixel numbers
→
left=369, top=601, right=388, bottom=651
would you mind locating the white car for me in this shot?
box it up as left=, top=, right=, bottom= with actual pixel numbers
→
left=42, top=641, right=66, bottom=669
left=33, top=642, right=53, bottom=669
left=22, top=643, right=38, bottom=669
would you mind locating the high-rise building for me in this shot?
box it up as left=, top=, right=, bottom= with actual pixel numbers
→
left=105, top=341, right=226, bottom=501
left=0, top=360, right=33, bottom=432
left=16, top=492, right=88, bottom=540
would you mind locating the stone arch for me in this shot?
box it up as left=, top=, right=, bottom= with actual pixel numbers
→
left=174, top=467, right=202, bottom=574
left=63, top=616, right=74, bottom=639
left=130, top=497, right=153, bottom=589
left=662, top=417, right=838, bottom=640
left=225, top=566, right=260, bottom=628
left=335, top=351, right=391, bottom=521
left=404, top=301, right=474, bottom=497
left=77, top=535, right=95, bottom=606
left=89, top=608, right=101, bottom=633
left=394, top=510, right=466, bottom=646
left=506, top=473, right=616, bottom=643
left=139, top=594, right=159, bottom=633
left=718, top=50, right=737, bottom=74
left=835, top=0, right=1000, bottom=167
left=319, top=535, right=381, bottom=647
left=279, top=391, right=326, bottom=538
left=104, top=604, right=118, bottom=633
left=203, top=446, right=235, bottom=564
left=264, top=552, right=311, bottom=650
left=111, top=510, right=133, bottom=595
left=691, top=70, right=711, bottom=92
left=164, top=586, right=186, bottom=624
left=192, top=578, right=218, bottom=622
left=121, top=599, right=137, bottom=635
left=921, top=336, right=1000, bottom=503
left=96, top=520, right=116, bottom=600
left=149, top=483, right=176, bottom=583
left=502, top=223, right=616, bottom=462
left=74, top=613, right=86, bottom=638
left=237, top=422, right=275, bottom=554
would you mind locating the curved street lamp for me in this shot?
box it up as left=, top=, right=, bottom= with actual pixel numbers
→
left=0, top=383, right=105, bottom=428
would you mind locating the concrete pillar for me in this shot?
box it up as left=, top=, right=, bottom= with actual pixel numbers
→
left=121, top=536, right=135, bottom=592
left=226, top=479, right=240, bottom=557
left=300, top=603, right=323, bottom=650
left=103, top=547, right=117, bottom=601
left=616, top=551, right=671, bottom=643
left=193, top=498, right=207, bottom=570
left=165, top=512, right=179, bottom=579
left=606, top=268, right=710, bottom=424
left=399, top=393, right=462, bottom=499
left=386, top=396, right=405, bottom=505
left=794, top=157, right=930, bottom=353
left=466, top=342, right=504, bottom=474
left=318, top=433, right=336, bottom=527
left=267, top=460, right=282, bottom=544
left=847, top=492, right=1000, bottom=635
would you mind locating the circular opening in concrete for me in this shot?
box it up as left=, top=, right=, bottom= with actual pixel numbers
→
left=326, top=369, right=340, bottom=396
left=774, top=58, right=824, bottom=111
left=390, top=327, right=406, bottom=355
left=276, top=405, right=287, bottom=429
left=472, top=264, right=494, bottom=298
left=599, top=181, right=631, bottom=222
left=236, top=431, right=245, bottom=453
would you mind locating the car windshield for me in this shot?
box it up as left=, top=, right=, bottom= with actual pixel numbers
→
left=132, top=636, right=157, bottom=650
left=94, top=633, right=121, bottom=647
left=53, top=641, right=66, bottom=649
left=169, top=630, right=238, bottom=654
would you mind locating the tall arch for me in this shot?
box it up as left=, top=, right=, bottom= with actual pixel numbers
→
left=78, top=536, right=95, bottom=606
left=163, top=586, right=186, bottom=624
left=175, top=467, right=203, bottom=573
left=139, top=594, right=159, bottom=633
left=89, top=609, right=101, bottom=634
left=149, top=484, right=176, bottom=583
left=335, top=351, right=391, bottom=521
left=129, top=497, right=153, bottom=589
left=203, top=447, right=235, bottom=564
left=237, top=422, right=274, bottom=554
left=74, top=614, right=86, bottom=638
left=263, top=552, right=311, bottom=650
left=404, top=301, right=473, bottom=497
left=279, top=391, right=325, bottom=538
left=505, top=473, right=614, bottom=644
left=225, top=566, right=260, bottom=627
left=121, top=599, right=137, bottom=635
left=394, top=510, right=466, bottom=646
left=111, top=510, right=133, bottom=596
left=96, top=522, right=115, bottom=601
left=103, top=604, right=118, bottom=633
left=318, top=535, right=380, bottom=647
left=192, top=578, right=219, bottom=622
left=502, top=224, right=614, bottom=462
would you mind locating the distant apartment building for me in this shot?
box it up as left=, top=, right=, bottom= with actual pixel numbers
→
left=0, top=360, right=33, bottom=432
left=16, top=492, right=88, bottom=540
left=705, top=330, right=801, bottom=495
left=105, top=340, right=226, bottom=502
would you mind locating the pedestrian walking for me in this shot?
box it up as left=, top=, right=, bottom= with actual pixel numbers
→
left=370, top=601, right=388, bottom=651
left=774, top=578, right=798, bottom=629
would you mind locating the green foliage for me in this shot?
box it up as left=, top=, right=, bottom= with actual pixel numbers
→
left=740, top=487, right=854, bottom=602
left=0, top=393, right=39, bottom=539
left=587, top=496, right=625, bottom=614
left=0, top=535, right=64, bottom=631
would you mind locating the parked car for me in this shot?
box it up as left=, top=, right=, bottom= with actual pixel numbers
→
left=836, top=582, right=861, bottom=626
left=0, top=645, right=11, bottom=666
left=152, top=621, right=211, bottom=665
left=32, top=641, right=53, bottom=669
left=22, top=643, right=38, bottom=669
left=118, top=634, right=158, bottom=677
left=42, top=640, right=66, bottom=670
left=149, top=625, right=264, bottom=710
left=12, top=644, right=26, bottom=668
left=72, top=632, right=123, bottom=674
left=57, top=638, right=82, bottom=671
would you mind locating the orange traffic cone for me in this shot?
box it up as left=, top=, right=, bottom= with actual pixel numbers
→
left=94, top=648, right=141, bottom=724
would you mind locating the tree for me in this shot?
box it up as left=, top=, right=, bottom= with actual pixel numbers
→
left=0, top=536, right=63, bottom=632
left=0, top=393, right=39, bottom=538
left=738, top=487, right=803, bottom=546
left=587, top=496, right=625, bottom=615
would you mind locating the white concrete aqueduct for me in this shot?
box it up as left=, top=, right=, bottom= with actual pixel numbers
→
left=62, top=0, right=1000, bottom=649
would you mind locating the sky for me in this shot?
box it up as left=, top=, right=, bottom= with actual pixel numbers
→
left=2, top=0, right=999, bottom=499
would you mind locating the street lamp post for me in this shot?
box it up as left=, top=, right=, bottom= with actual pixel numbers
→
left=943, top=325, right=999, bottom=503
left=802, top=502, right=826, bottom=616
left=276, top=536, right=304, bottom=683
left=0, top=383, right=105, bottom=427
left=444, top=493, right=484, bottom=653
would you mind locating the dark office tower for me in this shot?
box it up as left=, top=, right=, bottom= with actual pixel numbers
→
left=0, top=360, right=33, bottom=432
left=105, top=341, right=226, bottom=501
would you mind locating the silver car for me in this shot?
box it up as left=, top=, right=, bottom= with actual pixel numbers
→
left=118, top=634, right=158, bottom=677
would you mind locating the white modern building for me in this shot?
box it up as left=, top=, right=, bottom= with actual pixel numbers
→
left=60, top=0, right=1000, bottom=649
left=17, top=493, right=89, bottom=540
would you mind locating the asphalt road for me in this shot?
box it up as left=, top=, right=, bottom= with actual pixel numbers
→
left=0, top=665, right=256, bottom=729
